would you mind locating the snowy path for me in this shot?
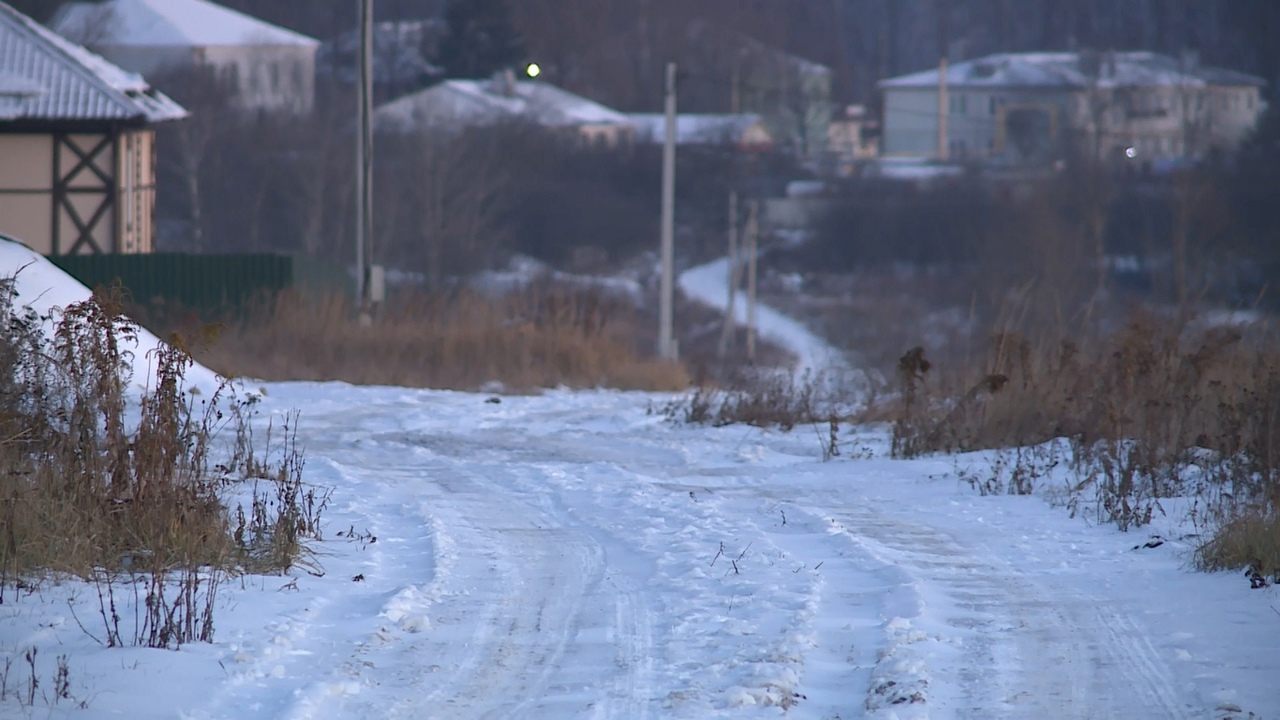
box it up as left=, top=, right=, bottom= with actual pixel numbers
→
left=680, top=258, right=850, bottom=375
left=189, top=387, right=1276, bottom=719
left=4, top=386, right=1277, bottom=719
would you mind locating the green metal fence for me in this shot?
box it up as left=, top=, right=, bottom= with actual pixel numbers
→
left=47, top=253, right=352, bottom=312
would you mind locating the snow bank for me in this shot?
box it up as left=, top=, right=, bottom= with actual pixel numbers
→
left=0, top=236, right=226, bottom=397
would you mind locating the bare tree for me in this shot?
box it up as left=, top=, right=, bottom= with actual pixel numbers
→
left=376, top=125, right=517, bottom=287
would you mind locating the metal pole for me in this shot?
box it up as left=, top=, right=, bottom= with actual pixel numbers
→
left=356, top=0, right=374, bottom=321
left=746, top=200, right=758, bottom=362
left=659, top=61, right=678, bottom=361
left=718, top=63, right=742, bottom=359
left=717, top=189, right=739, bottom=358
left=937, top=56, right=949, bottom=161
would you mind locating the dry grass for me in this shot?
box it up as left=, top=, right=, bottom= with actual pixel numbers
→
left=891, top=312, right=1280, bottom=565
left=157, top=287, right=689, bottom=393
left=1195, top=512, right=1280, bottom=585
left=664, top=381, right=823, bottom=431
left=0, top=279, right=323, bottom=648
left=892, top=313, right=1280, bottom=466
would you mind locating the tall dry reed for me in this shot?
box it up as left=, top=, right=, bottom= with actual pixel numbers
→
left=178, top=287, right=688, bottom=392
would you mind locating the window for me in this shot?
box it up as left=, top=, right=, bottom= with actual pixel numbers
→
left=271, top=63, right=280, bottom=93
left=1248, top=92, right=1256, bottom=111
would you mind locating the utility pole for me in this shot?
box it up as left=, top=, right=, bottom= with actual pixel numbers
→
left=936, top=0, right=950, bottom=161
left=937, top=56, right=949, bottom=160
left=659, top=61, right=678, bottom=361
left=718, top=63, right=742, bottom=359
left=355, top=0, right=374, bottom=323
left=746, top=200, right=759, bottom=362
left=717, top=191, right=740, bottom=358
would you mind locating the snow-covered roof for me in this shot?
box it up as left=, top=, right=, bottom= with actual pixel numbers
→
left=51, top=0, right=318, bottom=49
left=0, top=1, right=185, bottom=123
left=629, top=113, right=770, bottom=146
left=880, top=51, right=1265, bottom=91
left=376, top=76, right=630, bottom=134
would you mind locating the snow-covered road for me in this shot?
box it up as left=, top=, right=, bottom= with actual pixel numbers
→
left=144, top=385, right=1274, bottom=719
left=6, top=215, right=1277, bottom=720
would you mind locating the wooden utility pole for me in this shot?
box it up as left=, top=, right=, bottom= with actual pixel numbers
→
left=355, top=0, right=374, bottom=322
left=659, top=61, right=678, bottom=361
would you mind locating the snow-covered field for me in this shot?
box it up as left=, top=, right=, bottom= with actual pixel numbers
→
left=3, top=239, right=1278, bottom=719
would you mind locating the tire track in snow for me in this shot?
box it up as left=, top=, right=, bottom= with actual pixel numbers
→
left=195, top=397, right=664, bottom=720
left=809, top=503, right=1195, bottom=719
left=311, top=431, right=659, bottom=719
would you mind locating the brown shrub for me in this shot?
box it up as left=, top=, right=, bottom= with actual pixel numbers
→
left=0, top=280, right=322, bottom=648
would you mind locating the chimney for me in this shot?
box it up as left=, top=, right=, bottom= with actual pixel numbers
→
left=490, top=68, right=518, bottom=97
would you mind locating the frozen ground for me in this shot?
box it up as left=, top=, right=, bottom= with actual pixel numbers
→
left=2, top=386, right=1278, bottom=719
left=2, top=241, right=1278, bottom=719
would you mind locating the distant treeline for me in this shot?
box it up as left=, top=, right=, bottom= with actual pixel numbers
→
left=11, top=0, right=1279, bottom=111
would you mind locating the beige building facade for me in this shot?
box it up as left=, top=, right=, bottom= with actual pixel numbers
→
left=0, top=131, right=156, bottom=255
left=0, top=1, right=185, bottom=255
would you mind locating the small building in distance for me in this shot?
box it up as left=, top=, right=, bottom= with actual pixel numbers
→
left=50, top=0, right=319, bottom=115
left=879, top=51, right=1266, bottom=167
left=375, top=71, right=633, bottom=147
left=827, top=104, right=878, bottom=175
left=0, top=1, right=185, bottom=255
left=628, top=113, right=773, bottom=152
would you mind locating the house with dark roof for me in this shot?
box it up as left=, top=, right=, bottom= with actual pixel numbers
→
left=879, top=51, right=1266, bottom=166
left=0, top=1, right=185, bottom=256
left=50, top=0, right=319, bottom=115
